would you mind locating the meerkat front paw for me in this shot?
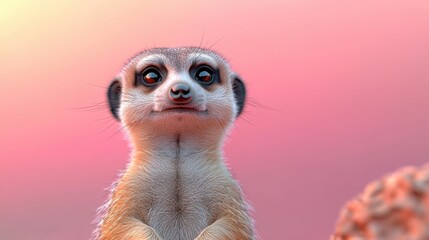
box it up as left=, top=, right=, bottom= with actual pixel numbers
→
left=194, top=218, right=253, bottom=240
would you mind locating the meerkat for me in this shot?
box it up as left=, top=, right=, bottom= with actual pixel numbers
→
left=94, top=47, right=255, bottom=240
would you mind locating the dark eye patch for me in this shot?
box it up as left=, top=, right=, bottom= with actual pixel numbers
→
left=190, top=65, right=220, bottom=86
left=135, top=66, right=164, bottom=87
left=196, top=68, right=212, bottom=83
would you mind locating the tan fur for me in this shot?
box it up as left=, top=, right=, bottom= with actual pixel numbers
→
left=95, top=47, right=255, bottom=240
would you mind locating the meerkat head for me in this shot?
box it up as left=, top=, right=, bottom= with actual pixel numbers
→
left=107, top=47, right=246, bottom=140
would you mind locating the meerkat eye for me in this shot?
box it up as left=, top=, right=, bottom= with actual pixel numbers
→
left=194, top=66, right=214, bottom=84
left=136, top=67, right=162, bottom=87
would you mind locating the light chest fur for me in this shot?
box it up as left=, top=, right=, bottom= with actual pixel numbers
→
left=119, top=136, right=236, bottom=240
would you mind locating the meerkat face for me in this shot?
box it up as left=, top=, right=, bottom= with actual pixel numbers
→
left=107, top=47, right=246, bottom=135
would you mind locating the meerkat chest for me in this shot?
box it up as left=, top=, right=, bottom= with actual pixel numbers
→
left=143, top=154, right=220, bottom=240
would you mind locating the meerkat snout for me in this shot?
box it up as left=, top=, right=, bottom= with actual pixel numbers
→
left=169, top=83, right=192, bottom=104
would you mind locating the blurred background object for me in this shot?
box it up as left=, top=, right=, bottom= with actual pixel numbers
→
left=332, top=165, right=429, bottom=240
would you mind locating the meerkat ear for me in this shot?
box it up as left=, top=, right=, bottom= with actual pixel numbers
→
left=232, top=76, right=246, bottom=117
left=107, top=79, right=122, bottom=120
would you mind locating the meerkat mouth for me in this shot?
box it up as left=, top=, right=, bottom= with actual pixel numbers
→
left=164, top=107, right=199, bottom=112
left=153, top=107, right=209, bottom=116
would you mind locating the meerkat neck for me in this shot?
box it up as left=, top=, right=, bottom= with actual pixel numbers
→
left=129, top=129, right=226, bottom=167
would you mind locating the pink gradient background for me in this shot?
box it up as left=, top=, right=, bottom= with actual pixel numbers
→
left=1, top=0, right=429, bottom=239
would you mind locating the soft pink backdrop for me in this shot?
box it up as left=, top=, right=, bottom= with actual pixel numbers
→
left=1, top=0, right=429, bottom=239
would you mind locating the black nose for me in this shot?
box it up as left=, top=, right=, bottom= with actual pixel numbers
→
left=169, top=83, right=192, bottom=104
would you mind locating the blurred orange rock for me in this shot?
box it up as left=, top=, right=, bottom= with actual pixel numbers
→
left=331, top=165, right=429, bottom=240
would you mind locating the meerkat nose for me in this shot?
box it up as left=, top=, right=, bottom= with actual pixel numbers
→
left=169, top=83, right=192, bottom=104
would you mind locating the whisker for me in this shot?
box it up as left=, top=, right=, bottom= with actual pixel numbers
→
left=69, top=107, right=108, bottom=113
left=97, top=115, right=116, bottom=121
left=97, top=116, right=118, bottom=126
left=69, top=102, right=107, bottom=110
left=247, top=97, right=281, bottom=112
left=198, top=30, right=205, bottom=49
left=98, top=119, right=119, bottom=135
left=106, top=119, right=140, bottom=140
left=106, top=123, right=129, bottom=140
left=209, top=112, right=229, bottom=135
left=206, top=36, right=224, bottom=51
left=86, top=83, right=110, bottom=89
left=238, top=114, right=255, bottom=126
left=128, top=119, right=140, bottom=137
